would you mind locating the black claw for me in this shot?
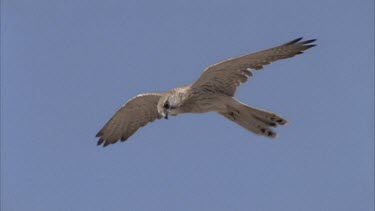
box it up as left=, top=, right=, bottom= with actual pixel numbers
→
left=260, top=128, right=266, bottom=133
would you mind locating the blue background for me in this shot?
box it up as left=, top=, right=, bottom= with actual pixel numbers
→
left=2, top=0, right=374, bottom=210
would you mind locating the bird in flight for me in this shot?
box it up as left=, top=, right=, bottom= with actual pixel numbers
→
left=96, top=37, right=316, bottom=147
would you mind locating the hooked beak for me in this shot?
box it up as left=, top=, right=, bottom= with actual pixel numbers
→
left=164, top=112, right=168, bottom=120
left=162, top=110, right=168, bottom=120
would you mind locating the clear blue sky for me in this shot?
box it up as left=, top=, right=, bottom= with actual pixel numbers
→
left=1, top=0, right=374, bottom=210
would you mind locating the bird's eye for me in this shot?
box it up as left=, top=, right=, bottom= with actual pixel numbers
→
left=163, top=102, right=170, bottom=109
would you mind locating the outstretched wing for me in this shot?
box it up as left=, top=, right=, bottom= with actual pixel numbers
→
left=192, top=37, right=316, bottom=96
left=96, top=93, right=163, bottom=147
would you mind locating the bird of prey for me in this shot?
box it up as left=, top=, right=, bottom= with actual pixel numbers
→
left=96, top=37, right=316, bottom=147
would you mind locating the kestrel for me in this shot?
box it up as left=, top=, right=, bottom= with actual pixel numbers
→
left=96, top=37, right=316, bottom=147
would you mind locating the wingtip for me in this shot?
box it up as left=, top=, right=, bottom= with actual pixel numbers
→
left=286, top=37, right=317, bottom=46
left=286, top=37, right=303, bottom=45
left=103, top=142, right=111, bottom=147
left=95, top=131, right=103, bottom=137
left=305, top=44, right=317, bottom=49
left=301, top=39, right=317, bottom=44
left=97, top=138, right=105, bottom=146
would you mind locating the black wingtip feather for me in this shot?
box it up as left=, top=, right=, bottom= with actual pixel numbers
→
left=121, top=137, right=128, bottom=142
left=285, top=37, right=317, bottom=46
left=286, top=37, right=303, bottom=45
left=301, top=39, right=317, bottom=44
left=97, top=138, right=105, bottom=146
left=96, top=131, right=103, bottom=137
left=305, top=44, right=317, bottom=49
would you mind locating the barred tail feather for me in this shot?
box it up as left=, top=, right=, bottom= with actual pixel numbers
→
left=219, top=100, right=287, bottom=138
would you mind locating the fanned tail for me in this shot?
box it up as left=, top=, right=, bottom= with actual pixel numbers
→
left=219, top=100, right=287, bottom=138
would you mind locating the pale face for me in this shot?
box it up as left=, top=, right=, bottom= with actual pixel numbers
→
left=157, top=93, right=181, bottom=119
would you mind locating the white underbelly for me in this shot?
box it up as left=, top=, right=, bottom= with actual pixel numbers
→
left=179, top=94, right=233, bottom=114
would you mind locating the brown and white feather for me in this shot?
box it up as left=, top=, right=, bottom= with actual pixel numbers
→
left=192, top=37, right=316, bottom=96
left=96, top=93, right=163, bottom=147
left=95, top=37, right=316, bottom=147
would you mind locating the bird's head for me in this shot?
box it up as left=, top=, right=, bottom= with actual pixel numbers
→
left=157, top=93, right=180, bottom=120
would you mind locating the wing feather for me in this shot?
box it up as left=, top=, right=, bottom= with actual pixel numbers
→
left=96, top=93, right=163, bottom=147
left=192, top=37, right=316, bottom=96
